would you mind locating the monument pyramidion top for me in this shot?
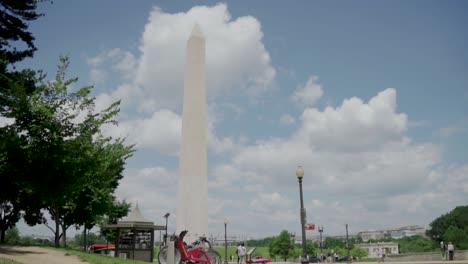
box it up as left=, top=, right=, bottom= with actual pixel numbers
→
left=190, top=23, right=204, bottom=38
left=120, top=203, right=151, bottom=224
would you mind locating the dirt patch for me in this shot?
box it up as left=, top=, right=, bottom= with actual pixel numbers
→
left=0, top=245, right=86, bottom=264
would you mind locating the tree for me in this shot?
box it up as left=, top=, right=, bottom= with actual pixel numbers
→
left=0, top=0, right=47, bottom=64
left=0, top=0, right=134, bottom=249
left=398, top=235, right=434, bottom=253
left=0, top=0, right=48, bottom=242
left=269, top=230, right=295, bottom=261
left=350, top=247, right=367, bottom=259
left=306, top=241, right=317, bottom=256
left=34, top=58, right=134, bottom=247
left=98, top=200, right=130, bottom=246
left=426, top=205, right=468, bottom=250
left=0, top=201, right=20, bottom=243
left=323, top=237, right=345, bottom=250
left=444, top=225, right=467, bottom=249
left=3, top=57, right=134, bottom=247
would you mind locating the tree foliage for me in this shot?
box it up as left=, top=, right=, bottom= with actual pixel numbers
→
left=426, top=205, right=468, bottom=250
left=248, top=237, right=276, bottom=247
left=25, top=57, right=135, bottom=247
left=0, top=0, right=46, bottom=64
left=0, top=202, right=20, bottom=243
left=72, top=232, right=106, bottom=248
left=396, top=235, right=434, bottom=253
left=1, top=1, right=133, bottom=248
left=1, top=57, right=134, bottom=247
left=269, top=230, right=295, bottom=261
left=350, top=247, right=367, bottom=258
left=98, top=200, right=130, bottom=244
left=323, top=237, right=346, bottom=250
left=5, top=226, right=19, bottom=244
left=0, top=0, right=47, bottom=243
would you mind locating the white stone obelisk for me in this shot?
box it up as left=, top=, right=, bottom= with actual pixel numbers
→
left=176, top=24, right=208, bottom=243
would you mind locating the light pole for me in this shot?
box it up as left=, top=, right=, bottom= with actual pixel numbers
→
left=296, top=165, right=309, bottom=264
left=318, top=225, right=323, bottom=261
left=345, top=224, right=350, bottom=261
left=164, top=213, right=170, bottom=239
left=224, top=218, right=229, bottom=264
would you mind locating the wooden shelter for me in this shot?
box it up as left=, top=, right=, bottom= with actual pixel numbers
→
left=105, top=204, right=164, bottom=262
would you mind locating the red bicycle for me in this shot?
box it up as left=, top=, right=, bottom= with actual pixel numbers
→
left=158, top=230, right=219, bottom=264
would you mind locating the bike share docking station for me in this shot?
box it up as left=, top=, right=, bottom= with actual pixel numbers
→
left=167, top=235, right=177, bottom=264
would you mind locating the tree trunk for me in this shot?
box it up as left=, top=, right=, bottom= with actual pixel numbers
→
left=54, top=218, right=60, bottom=247
left=0, top=229, right=5, bottom=243
left=61, top=224, right=67, bottom=247
left=83, top=227, right=88, bottom=252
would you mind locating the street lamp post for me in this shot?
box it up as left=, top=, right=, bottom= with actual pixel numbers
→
left=345, top=224, right=350, bottom=261
left=164, top=213, right=170, bottom=240
left=318, top=225, right=324, bottom=261
left=224, top=218, right=229, bottom=264
left=296, top=165, right=309, bottom=264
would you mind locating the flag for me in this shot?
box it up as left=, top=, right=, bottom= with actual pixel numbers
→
left=305, top=224, right=315, bottom=230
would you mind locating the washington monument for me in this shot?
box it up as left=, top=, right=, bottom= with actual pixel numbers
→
left=176, top=24, right=208, bottom=242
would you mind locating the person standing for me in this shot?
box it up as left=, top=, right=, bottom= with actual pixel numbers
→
left=447, top=241, right=455, bottom=261
left=237, top=242, right=247, bottom=264
left=440, top=241, right=446, bottom=260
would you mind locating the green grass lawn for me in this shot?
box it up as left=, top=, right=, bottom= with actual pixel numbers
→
left=55, top=245, right=271, bottom=264
left=212, top=246, right=270, bottom=261
left=0, top=257, right=22, bottom=264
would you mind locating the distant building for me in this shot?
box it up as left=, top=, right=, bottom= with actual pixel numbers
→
left=355, top=242, right=399, bottom=258
left=356, top=230, right=385, bottom=242
left=357, top=225, right=427, bottom=242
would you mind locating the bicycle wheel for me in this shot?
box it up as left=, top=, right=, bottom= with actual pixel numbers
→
left=158, top=245, right=182, bottom=264
left=205, top=249, right=222, bottom=264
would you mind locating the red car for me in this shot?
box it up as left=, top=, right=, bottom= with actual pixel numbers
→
left=247, top=256, right=272, bottom=263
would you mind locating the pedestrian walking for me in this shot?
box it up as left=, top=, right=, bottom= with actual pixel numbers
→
left=237, top=242, right=247, bottom=264
left=440, top=241, right=446, bottom=260
left=447, top=241, right=455, bottom=261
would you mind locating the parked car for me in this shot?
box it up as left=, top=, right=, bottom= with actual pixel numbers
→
left=247, top=256, right=272, bottom=263
left=88, top=243, right=115, bottom=255
left=337, top=256, right=354, bottom=262
left=308, top=256, right=322, bottom=263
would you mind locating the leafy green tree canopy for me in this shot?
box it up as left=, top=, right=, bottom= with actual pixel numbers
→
left=426, top=205, right=468, bottom=250
left=269, top=230, right=295, bottom=261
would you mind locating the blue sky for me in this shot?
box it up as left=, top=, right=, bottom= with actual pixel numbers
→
left=15, top=0, right=468, bottom=240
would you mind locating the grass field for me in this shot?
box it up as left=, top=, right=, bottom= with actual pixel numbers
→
left=211, top=246, right=270, bottom=261
left=55, top=245, right=271, bottom=264
left=0, top=257, right=22, bottom=264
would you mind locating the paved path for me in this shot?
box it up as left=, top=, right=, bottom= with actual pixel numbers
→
left=0, top=245, right=86, bottom=264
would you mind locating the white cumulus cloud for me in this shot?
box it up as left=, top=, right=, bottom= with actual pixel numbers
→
left=291, top=75, right=324, bottom=106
